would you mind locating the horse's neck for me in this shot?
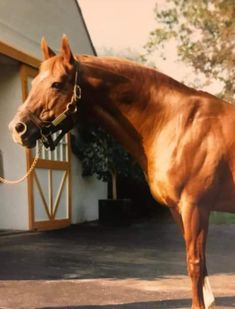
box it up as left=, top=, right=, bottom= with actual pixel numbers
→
left=80, top=58, right=180, bottom=171
left=91, top=103, right=147, bottom=170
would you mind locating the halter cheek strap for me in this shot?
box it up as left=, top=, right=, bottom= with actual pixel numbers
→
left=39, top=61, right=81, bottom=151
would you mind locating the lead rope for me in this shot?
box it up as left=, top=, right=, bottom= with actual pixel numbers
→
left=0, top=141, right=42, bottom=185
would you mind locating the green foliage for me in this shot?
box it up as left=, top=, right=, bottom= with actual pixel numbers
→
left=71, top=125, right=144, bottom=183
left=145, top=0, right=235, bottom=102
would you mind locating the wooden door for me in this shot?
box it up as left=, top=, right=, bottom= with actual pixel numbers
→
left=21, top=64, right=71, bottom=231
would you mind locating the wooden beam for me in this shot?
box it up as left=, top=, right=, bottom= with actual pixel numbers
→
left=53, top=171, right=68, bottom=219
left=36, top=159, right=70, bottom=170
left=0, top=40, right=40, bottom=68
left=32, top=219, right=70, bottom=231
left=34, top=172, right=51, bottom=219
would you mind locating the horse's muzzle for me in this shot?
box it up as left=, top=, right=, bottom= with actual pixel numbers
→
left=9, top=116, right=41, bottom=148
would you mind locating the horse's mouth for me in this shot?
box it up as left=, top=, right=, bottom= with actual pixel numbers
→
left=12, top=133, right=37, bottom=149
left=21, top=137, right=37, bottom=149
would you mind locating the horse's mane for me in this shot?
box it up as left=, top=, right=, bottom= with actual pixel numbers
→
left=77, top=54, right=199, bottom=96
left=41, top=54, right=208, bottom=98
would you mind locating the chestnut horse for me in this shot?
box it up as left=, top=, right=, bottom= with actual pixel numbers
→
left=9, top=36, right=235, bottom=309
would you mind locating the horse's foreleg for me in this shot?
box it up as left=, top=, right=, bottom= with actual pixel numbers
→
left=180, top=203, right=214, bottom=309
left=170, top=207, right=184, bottom=235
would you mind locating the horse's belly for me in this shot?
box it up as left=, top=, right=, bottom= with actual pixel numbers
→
left=213, top=181, right=235, bottom=212
left=213, top=199, right=235, bottom=213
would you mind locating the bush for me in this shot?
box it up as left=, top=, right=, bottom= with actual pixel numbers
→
left=71, top=124, right=144, bottom=199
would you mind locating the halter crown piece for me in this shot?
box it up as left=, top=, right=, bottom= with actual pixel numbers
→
left=40, top=60, right=81, bottom=151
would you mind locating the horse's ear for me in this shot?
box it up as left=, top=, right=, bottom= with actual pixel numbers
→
left=61, top=34, right=74, bottom=64
left=41, top=37, right=56, bottom=60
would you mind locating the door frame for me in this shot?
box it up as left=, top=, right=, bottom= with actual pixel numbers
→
left=0, top=41, right=72, bottom=231
left=20, top=64, right=72, bottom=231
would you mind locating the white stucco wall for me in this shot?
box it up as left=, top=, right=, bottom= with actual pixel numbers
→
left=71, top=151, right=107, bottom=223
left=0, top=0, right=107, bottom=228
left=0, top=0, right=94, bottom=58
left=0, top=58, right=28, bottom=230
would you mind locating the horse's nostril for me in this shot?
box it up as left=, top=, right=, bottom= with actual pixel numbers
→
left=15, top=122, right=27, bottom=135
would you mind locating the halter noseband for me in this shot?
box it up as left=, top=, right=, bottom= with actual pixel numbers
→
left=38, top=60, right=81, bottom=151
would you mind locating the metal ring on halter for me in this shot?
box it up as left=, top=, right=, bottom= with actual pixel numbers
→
left=17, top=122, right=28, bottom=136
left=73, top=85, right=82, bottom=101
left=66, top=102, right=78, bottom=113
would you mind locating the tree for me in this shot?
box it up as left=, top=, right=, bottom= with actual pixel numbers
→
left=145, top=0, right=235, bottom=102
left=71, top=125, right=144, bottom=200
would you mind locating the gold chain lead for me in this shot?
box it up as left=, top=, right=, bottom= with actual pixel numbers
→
left=0, top=141, right=42, bottom=185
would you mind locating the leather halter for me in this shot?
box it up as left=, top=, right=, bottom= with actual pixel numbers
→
left=35, top=60, right=81, bottom=151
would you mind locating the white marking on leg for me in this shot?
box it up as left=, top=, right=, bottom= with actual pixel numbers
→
left=203, top=276, right=215, bottom=309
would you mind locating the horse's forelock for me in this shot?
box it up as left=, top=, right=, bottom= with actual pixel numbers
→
left=40, top=56, right=68, bottom=77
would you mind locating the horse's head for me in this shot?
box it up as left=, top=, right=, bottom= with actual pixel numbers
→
left=9, top=35, right=79, bottom=150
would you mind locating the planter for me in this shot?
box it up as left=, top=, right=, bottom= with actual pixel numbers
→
left=99, top=199, right=132, bottom=226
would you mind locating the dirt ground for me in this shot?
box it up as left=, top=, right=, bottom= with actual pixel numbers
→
left=0, top=220, right=234, bottom=309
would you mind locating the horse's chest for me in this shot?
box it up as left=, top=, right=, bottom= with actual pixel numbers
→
left=147, top=143, right=182, bottom=206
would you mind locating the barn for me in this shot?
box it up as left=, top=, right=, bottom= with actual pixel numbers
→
left=0, top=0, right=107, bottom=231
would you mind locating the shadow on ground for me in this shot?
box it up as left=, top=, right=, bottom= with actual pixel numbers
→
left=0, top=221, right=234, bottom=308
left=38, top=296, right=235, bottom=308
left=0, top=222, right=234, bottom=281
left=0, top=222, right=186, bottom=281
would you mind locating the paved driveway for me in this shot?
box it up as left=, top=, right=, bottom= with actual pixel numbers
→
left=0, top=221, right=234, bottom=309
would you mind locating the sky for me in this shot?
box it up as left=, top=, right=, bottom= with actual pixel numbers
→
left=78, top=0, right=185, bottom=80
left=79, top=0, right=156, bottom=52
left=78, top=0, right=221, bottom=93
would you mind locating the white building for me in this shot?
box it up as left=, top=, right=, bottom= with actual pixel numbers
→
left=0, top=0, right=107, bottom=231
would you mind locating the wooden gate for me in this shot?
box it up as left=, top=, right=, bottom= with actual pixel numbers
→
left=21, top=64, right=71, bottom=230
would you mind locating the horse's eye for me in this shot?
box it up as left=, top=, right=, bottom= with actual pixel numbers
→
left=51, top=82, right=63, bottom=90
